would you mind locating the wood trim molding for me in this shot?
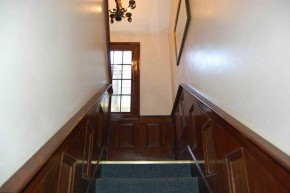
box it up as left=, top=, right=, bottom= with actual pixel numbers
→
left=0, top=84, right=112, bottom=193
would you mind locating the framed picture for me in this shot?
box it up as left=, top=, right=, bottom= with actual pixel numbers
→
left=174, top=0, right=190, bottom=66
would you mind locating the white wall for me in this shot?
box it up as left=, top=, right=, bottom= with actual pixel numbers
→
left=0, top=0, right=109, bottom=186
left=169, top=0, right=290, bottom=155
left=111, top=33, right=173, bottom=115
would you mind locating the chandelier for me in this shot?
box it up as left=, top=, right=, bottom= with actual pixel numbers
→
left=109, top=0, right=136, bottom=23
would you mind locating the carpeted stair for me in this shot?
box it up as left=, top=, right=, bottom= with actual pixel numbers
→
left=94, top=163, right=199, bottom=193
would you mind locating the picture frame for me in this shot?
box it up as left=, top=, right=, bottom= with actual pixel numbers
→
left=174, top=0, right=190, bottom=66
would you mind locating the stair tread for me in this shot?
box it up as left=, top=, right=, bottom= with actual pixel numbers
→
left=101, top=164, right=192, bottom=179
left=95, top=177, right=199, bottom=193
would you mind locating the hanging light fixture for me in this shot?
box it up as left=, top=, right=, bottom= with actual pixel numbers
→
left=109, top=0, right=136, bottom=23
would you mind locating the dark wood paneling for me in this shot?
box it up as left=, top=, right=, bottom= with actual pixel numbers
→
left=119, top=124, right=134, bottom=147
left=172, top=84, right=290, bottom=193
left=147, top=124, right=162, bottom=147
left=202, top=121, right=217, bottom=177
left=225, top=149, right=249, bottom=193
left=133, top=124, right=147, bottom=146
left=81, top=122, right=94, bottom=180
left=23, top=158, right=60, bottom=193
left=244, top=150, right=289, bottom=193
left=109, top=116, right=174, bottom=160
left=175, top=92, right=186, bottom=142
left=57, top=153, right=76, bottom=193
left=0, top=85, right=111, bottom=193
left=161, top=122, right=174, bottom=147
left=188, top=104, right=197, bottom=150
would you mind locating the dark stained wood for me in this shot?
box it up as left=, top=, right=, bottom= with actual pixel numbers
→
left=202, top=121, right=217, bottom=177
left=133, top=124, right=147, bottom=146
left=174, top=91, right=189, bottom=159
left=81, top=122, right=94, bottom=180
left=147, top=124, right=162, bottom=147
left=243, top=149, right=289, bottom=193
left=188, top=104, right=197, bottom=150
left=0, top=85, right=112, bottom=193
left=119, top=124, right=134, bottom=147
left=172, top=84, right=290, bottom=193
left=57, top=153, right=77, bottom=193
left=175, top=92, right=186, bottom=142
left=108, top=116, right=175, bottom=160
left=225, top=149, right=249, bottom=193
left=22, top=158, right=60, bottom=193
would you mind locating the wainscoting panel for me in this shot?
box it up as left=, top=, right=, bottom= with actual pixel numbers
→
left=57, top=153, right=77, bottom=193
left=24, top=159, right=61, bottom=193
left=133, top=124, right=147, bottom=146
left=172, top=84, right=290, bottom=193
left=202, top=121, right=217, bottom=177
left=81, top=122, right=95, bottom=180
left=119, top=124, right=134, bottom=148
left=109, top=116, right=174, bottom=160
left=175, top=92, right=186, bottom=143
left=226, top=149, right=249, bottom=193
left=147, top=124, right=162, bottom=147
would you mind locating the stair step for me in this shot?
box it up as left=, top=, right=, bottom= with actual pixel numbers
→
left=95, top=177, right=199, bottom=193
left=101, top=164, right=192, bottom=179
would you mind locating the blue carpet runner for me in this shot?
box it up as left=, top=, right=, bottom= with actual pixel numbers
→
left=95, top=164, right=199, bottom=193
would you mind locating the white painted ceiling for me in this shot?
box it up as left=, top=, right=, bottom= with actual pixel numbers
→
left=108, top=0, right=172, bottom=34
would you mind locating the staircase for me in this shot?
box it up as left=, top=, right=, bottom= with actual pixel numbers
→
left=93, top=163, right=199, bottom=193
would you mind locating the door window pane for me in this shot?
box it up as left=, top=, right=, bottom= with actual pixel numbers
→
left=121, top=96, right=131, bottom=112
left=123, top=51, right=132, bottom=64
left=122, top=65, right=132, bottom=79
left=122, top=80, right=131, bottom=94
left=112, top=65, right=122, bottom=79
left=111, top=96, right=121, bottom=112
left=113, top=51, right=122, bottom=64
left=112, top=80, right=122, bottom=94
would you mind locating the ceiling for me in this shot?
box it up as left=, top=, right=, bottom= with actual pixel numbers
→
left=108, top=0, right=172, bottom=34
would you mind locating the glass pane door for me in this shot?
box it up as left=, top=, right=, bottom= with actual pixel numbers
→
left=110, top=50, right=133, bottom=113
